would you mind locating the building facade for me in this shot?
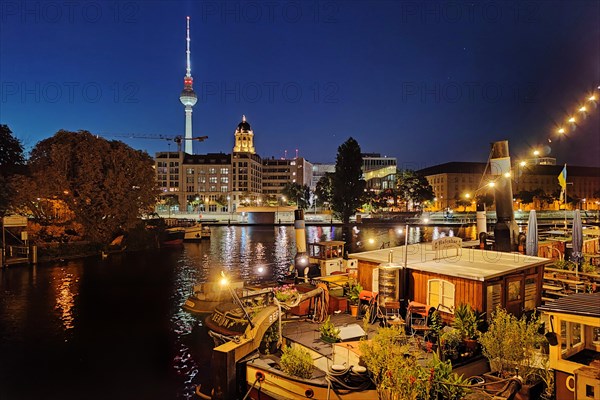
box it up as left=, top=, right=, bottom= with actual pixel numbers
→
left=362, top=153, right=397, bottom=192
left=156, top=116, right=315, bottom=213
left=262, top=157, right=313, bottom=199
left=418, top=162, right=600, bottom=211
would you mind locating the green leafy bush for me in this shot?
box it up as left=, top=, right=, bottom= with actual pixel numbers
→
left=319, top=316, right=341, bottom=342
left=453, top=303, right=484, bottom=340
left=280, top=345, right=313, bottom=379
left=479, top=307, right=546, bottom=384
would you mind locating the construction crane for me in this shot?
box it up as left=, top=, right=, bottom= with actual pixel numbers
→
left=99, top=134, right=208, bottom=152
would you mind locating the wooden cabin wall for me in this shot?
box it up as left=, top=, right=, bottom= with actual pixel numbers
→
left=409, top=270, right=484, bottom=313
left=538, top=241, right=565, bottom=260
left=357, top=261, right=379, bottom=292
left=583, top=237, right=599, bottom=254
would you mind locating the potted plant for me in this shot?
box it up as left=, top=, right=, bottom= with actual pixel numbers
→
left=280, top=345, right=314, bottom=379
left=428, top=310, right=443, bottom=351
left=347, top=282, right=363, bottom=317
left=479, top=307, right=546, bottom=399
left=453, top=303, right=483, bottom=353
left=319, top=316, right=341, bottom=343
left=272, top=284, right=298, bottom=302
left=440, top=328, right=462, bottom=361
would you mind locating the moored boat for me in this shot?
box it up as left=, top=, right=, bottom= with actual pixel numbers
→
left=183, top=281, right=272, bottom=317
left=183, top=223, right=203, bottom=241
left=163, top=227, right=185, bottom=246
left=245, top=348, right=375, bottom=400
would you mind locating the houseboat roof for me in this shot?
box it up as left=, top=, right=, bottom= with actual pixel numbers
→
left=310, top=241, right=346, bottom=246
left=348, top=243, right=550, bottom=281
left=538, top=292, right=600, bottom=318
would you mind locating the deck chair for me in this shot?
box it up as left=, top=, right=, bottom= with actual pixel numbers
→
left=408, top=305, right=430, bottom=338
left=383, top=301, right=404, bottom=328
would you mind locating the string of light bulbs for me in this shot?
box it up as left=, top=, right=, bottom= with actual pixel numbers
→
left=551, top=85, right=599, bottom=140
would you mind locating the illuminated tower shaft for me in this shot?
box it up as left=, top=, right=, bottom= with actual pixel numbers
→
left=179, top=16, right=197, bottom=154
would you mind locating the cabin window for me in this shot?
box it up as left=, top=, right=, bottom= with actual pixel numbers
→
left=593, top=327, right=600, bottom=345
left=427, top=279, right=455, bottom=313
left=507, top=280, right=521, bottom=302
left=524, top=277, right=537, bottom=311
left=486, top=283, right=502, bottom=318
left=560, top=320, right=583, bottom=358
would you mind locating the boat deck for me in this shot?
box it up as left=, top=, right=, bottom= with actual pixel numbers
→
left=281, top=313, right=381, bottom=358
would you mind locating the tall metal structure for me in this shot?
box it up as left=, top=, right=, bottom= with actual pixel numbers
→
left=179, top=16, right=198, bottom=155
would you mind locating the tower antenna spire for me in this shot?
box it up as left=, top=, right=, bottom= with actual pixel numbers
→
left=186, top=16, right=192, bottom=78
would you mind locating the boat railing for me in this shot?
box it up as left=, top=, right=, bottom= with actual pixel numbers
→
left=237, top=290, right=274, bottom=309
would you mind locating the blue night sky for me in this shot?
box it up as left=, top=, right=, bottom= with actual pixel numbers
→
left=1, top=0, right=599, bottom=167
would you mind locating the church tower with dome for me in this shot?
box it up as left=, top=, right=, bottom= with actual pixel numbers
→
left=232, top=115, right=255, bottom=154
left=231, top=115, right=262, bottom=210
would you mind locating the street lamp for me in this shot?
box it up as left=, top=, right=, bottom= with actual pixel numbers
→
left=227, top=195, right=231, bottom=224
left=314, top=195, right=318, bottom=214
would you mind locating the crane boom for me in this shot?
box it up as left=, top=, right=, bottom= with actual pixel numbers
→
left=97, top=133, right=208, bottom=152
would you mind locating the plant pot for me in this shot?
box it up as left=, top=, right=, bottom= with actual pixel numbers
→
left=349, top=304, right=358, bottom=317
left=464, top=338, right=478, bottom=352
left=321, top=335, right=339, bottom=343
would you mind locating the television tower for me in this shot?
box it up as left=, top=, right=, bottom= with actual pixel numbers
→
left=179, top=16, right=197, bottom=154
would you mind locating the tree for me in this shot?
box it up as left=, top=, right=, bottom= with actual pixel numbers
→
left=396, top=170, right=435, bottom=211
left=532, top=188, right=552, bottom=209
left=315, top=173, right=333, bottom=206
left=515, top=190, right=535, bottom=206
left=476, top=192, right=494, bottom=208
left=331, top=138, right=366, bottom=223
left=0, top=125, right=26, bottom=218
left=23, top=130, right=157, bottom=243
left=456, top=198, right=471, bottom=211
left=282, top=182, right=310, bottom=210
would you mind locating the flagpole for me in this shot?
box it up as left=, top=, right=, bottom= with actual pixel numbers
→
left=564, top=182, right=567, bottom=230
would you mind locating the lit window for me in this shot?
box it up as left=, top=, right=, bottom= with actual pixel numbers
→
left=427, top=279, right=455, bottom=313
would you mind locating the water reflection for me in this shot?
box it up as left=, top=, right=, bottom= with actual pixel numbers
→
left=52, top=267, right=79, bottom=331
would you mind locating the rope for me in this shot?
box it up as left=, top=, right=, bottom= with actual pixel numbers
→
left=325, top=366, right=372, bottom=392
left=241, top=377, right=262, bottom=400
left=194, top=385, right=212, bottom=400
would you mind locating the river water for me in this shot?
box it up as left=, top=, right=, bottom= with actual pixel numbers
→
left=0, top=224, right=475, bottom=399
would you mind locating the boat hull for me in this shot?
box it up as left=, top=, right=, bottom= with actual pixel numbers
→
left=246, top=363, right=376, bottom=400
left=163, top=228, right=185, bottom=246
left=183, top=225, right=203, bottom=241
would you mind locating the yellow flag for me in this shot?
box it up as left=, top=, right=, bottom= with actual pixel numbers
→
left=557, top=164, right=567, bottom=190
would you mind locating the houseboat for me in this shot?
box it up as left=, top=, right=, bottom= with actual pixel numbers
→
left=347, top=236, right=553, bottom=320
left=538, top=292, right=600, bottom=400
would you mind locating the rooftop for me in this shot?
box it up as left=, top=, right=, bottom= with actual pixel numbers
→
left=348, top=243, right=550, bottom=281
left=538, top=292, right=600, bottom=318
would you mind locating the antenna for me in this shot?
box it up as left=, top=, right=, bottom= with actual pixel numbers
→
left=186, top=16, right=191, bottom=78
